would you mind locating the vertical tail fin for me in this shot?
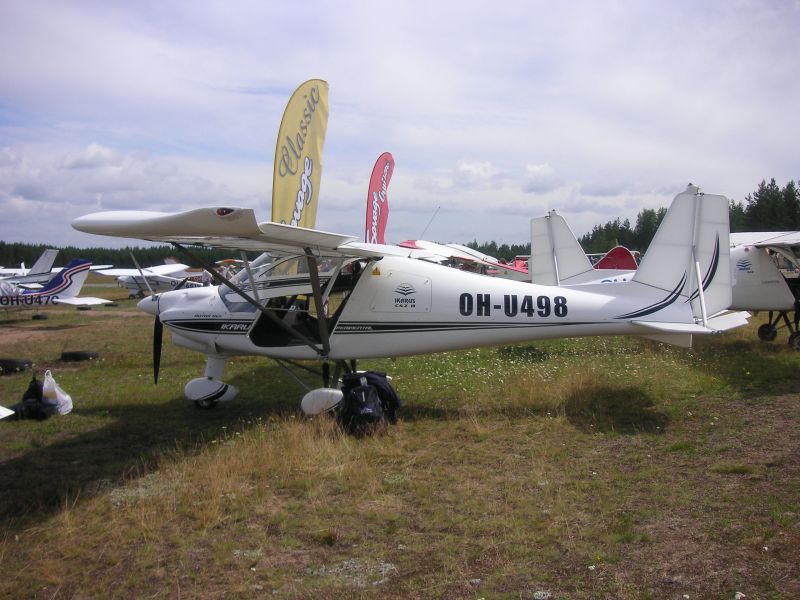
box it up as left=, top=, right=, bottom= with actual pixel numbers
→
left=530, top=209, right=594, bottom=285
left=27, top=249, right=59, bottom=275
left=594, top=246, right=638, bottom=270
left=29, top=259, right=92, bottom=298
left=633, top=185, right=731, bottom=319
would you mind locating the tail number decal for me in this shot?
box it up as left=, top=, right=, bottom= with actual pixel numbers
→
left=459, top=293, right=567, bottom=318
left=0, top=295, right=56, bottom=306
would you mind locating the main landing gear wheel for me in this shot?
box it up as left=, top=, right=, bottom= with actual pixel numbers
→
left=758, top=324, right=778, bottom=342
left=184, top=377, right=238, bottom=408
left=194, top=398, right=218, bottom=409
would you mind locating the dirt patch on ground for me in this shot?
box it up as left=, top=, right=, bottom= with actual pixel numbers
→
left=0, top=327, right=55, bottom=346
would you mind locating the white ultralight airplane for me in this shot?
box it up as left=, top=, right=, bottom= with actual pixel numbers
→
left=728, top=231, right=800, bottom=346
left=0, top=259, right=111, bottom=310
left=72, top=187, right=747, bottom=410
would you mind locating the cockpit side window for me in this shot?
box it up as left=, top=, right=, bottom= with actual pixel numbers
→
left=248, top=257, right=372, bottom=348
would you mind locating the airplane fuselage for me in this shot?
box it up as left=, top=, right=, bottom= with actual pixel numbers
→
left=149, top=255, right=696, bottom=361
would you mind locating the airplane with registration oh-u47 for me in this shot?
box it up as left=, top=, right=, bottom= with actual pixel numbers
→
left=0, top=258, right=111, bottom=311
left=72, top=187, right=748, bottom=411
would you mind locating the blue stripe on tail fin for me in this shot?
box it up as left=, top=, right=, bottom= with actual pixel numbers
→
left=26, top=259, right=92, bottom=297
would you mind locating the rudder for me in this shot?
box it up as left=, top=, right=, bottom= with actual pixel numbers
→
left=633, top=185, right=731, bottom=321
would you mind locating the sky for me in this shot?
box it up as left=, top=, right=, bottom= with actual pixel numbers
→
left=0, top=0, right=798, bottom=251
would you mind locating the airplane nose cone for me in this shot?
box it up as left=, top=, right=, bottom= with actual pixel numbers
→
left=137, top=294, right=159, bottom=316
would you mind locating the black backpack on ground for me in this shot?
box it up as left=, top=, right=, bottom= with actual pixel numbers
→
left=337, top=371, right=401, bottom=436
left=9, top=373, right=48, bottom=421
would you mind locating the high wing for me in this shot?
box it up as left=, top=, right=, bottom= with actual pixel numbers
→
left=73, top=208, right=363, bottom=256
left=730, top=232, right=800, bottom=246
left=54, top=296, right=112, bottom=306
left=730, top=231, right=800, bottom=267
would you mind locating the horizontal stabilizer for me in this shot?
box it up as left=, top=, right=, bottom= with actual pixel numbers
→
left=631, top=320, right=710, bottom=334
left=640, top=332, right=694, bottom=348
left=55, top=297, right=112, bottom=306
left=632, top=310, right=749, bottom=340
left=706, top=311, right=750, bottom=332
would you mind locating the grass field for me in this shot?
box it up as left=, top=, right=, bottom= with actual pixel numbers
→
left=0, top=286, right=798, bottom=599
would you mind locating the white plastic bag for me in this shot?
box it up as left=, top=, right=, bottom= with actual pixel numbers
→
left=42, top=370, right=73, bottom=415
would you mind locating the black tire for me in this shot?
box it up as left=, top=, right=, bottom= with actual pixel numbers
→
left=194, top=399, right=218, bottom=409
left=31, top=314, right=48, bottom=321
left=60, top=351, right=99, bottom=362
left=77, top=306, right=92, bottom=311
left=757, top=323, right=778, bottom=342
left=0, top=358, right=32, bottom=375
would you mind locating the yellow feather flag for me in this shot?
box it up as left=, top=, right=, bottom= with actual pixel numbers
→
left=271, top=79, right=329, bottom=228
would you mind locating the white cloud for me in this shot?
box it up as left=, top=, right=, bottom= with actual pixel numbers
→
left=62, top=143, right=123, bottom=169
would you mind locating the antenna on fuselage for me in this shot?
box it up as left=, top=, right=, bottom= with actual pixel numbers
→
left=419, top=205, right=441, bottom=240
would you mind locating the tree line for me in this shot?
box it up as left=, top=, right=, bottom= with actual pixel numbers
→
left=468, top=179, right=798, bottom=259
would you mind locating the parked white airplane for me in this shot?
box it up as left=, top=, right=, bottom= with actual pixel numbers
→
left=0, top=249, right=59, bottom=285
left=0, top=259, right=111, bottom=310
left=728, top=232, right=800, bottom=346
left=398, top=240, right=531, bottom=281
left=72, top=187, right=746, bottom=409
left=96, top=261, right=204, bottom=298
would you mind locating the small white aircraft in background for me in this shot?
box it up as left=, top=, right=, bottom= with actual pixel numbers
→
left=362, top=153, right=530, bottom=282
left=0, top=249, right=59, bottom=285
left=398, top=239, right=531, bottom=281
left=728, top=232, right=800, bottom=346
left=0, top=259, right=111, bottom=310
left=531, top=209, right=641, bottom=286
left=73, top=186, right=747, bottom=410
left=96, top=260, right=204, bottom=298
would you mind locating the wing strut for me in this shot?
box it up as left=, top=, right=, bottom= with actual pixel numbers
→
left=130, top=253, right=156, bottom=296
left=171, top=243, right=323, bottom=356
left=304, top=248, right=331, bottom=357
